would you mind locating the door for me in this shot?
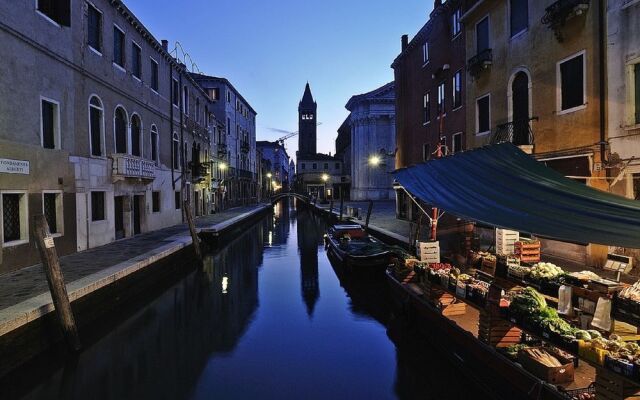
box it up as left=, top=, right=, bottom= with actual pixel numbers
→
left=133, top=195, right=142, bottom=235
left=114, top=196, right=125, bottom=239
left=512, top=72, right=530, bottom=145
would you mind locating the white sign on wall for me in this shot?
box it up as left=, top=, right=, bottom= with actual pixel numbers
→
left=0, top=158, right=30, bottom=175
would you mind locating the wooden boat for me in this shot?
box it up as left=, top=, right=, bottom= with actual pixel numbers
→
left=324, top=224, right=393, bottom=272
left=386, top=268, right=581, bottom=400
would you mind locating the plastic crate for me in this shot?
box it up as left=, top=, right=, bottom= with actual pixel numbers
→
left=557, top=382, right=595, bottom=400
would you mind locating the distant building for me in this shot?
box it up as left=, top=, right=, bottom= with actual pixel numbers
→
left=607, top=0, right=640, bottom=200
left=191, top=74, right=258, bottom=207
left=345, top=82, right=396, bottom=201
left=335, top=118, right=351, bottom=200
left=393, top=0, right=467, bottom=219
left=257, top=140, right=292, bottom=192
left=293, top=84, right=347, bottom=200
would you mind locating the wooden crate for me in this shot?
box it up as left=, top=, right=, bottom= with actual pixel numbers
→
left=481, top=257, right=497, bottom=275
left=478, top=311, right=522, bottom=348
left=596, top=367, right=640, bottom=400
left=514, top=240, right=541, bottom=263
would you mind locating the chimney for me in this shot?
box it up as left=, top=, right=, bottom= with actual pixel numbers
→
left=161, top=40, right=168, bottom=52
left=401, top=34, right=409, bottom=52
left=434, top=0, right=442, bottom=8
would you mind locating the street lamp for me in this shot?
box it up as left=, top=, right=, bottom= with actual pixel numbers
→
left=368, top=155, right=381, bottom=166
left=321, top=173, right=329, bottom=182
left=267, top=172, right=273, bottom=196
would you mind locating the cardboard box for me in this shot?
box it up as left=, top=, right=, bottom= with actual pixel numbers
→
left=518, top=347, right=575, bottom=384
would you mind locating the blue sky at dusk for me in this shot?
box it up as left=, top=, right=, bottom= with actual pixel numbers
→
left=126, top=1, right=431, bottom=156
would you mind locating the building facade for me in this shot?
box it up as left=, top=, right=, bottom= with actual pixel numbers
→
left=393, top=0, right=467, bottom=219
left=607, top=0, right=640, bottom=200
left=257, top=140, right=292, bottom=193
left=191, top=74, right=258, bottom=207
left=345, top=82, right=396, bottom=201
left=334, top=118, right=351, bottom=200
left=0, top=0, right=221, bottom=273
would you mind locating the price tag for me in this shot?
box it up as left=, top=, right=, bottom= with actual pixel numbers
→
left=43, top=236, right=55, bottom=249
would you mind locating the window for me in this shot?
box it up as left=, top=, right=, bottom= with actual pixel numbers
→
left=43, top=192, right=63, bottom=235
left=175, top=191, right=181, bottom=209
left=91, top=191, right=105, bottom=221
left=152, top=191, right=160, bottom=213
left=324, top=163, right=329, bottom=170
left=437, top=82, right=446, bottom=115
left=113, top=26, right=125, bottom=68
left=89, top=96, right=104, bottom=156
left=227, top=91, right=231, bottom=103
left=422, top=144, right=431, bottom=161
left=452, top=71, right=462, bottom=109
left=227, top=118, right=231, bottom=135
left=131, top=42, right=141, bottom=79
left=510, top=0, right=528, bottom=37
left=172, top=133, right=180, bottom=169
left=41, top=97, right=59, bottom=149
left=36, top=0, right=70, bottom=26
left=335, top=162, right=340, bottom=170
left=131, top=114, right=141, bottom=157
left=114, top=107, right=127, bottom=153
left=452, top=133, right=463, bottom=154
left=87, top=3, right=102, bottom=52
left=209, top=88, right=220, bottom=101
left=183, top=86, right=189, bottom=114
left=452, top=8, right=462, bottom=37
left=477, top=94, right=491, bottom=134
left=150, top=125, right=158, bottom=163
left=634, top=64, right=640, bottom=124
left=196, top=98, right=200, bottom=122
left=2, top=193, right=27, bottom=245
left=423, top=93, right=430, bottom=123
left=558, top=52, right=585, bottom=112
left=422, top=42, right=429, bottom=64
left=476, top=16, right=489, bottom=53
left=301, top=163, right=306, bottom=170
left=172, top=78, right=179, bottom=106
left=150, top=58, right=159, bottom=92
left=312, top=163, right=317, bottom=170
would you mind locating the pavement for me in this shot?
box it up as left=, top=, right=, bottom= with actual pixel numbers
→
left=0, top=204, right=268, bottom=336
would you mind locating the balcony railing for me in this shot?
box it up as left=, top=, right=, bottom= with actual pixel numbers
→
left=541, top=0, right=590, bottom=41
left=240, top=141, right=250, bottom=153
left=112, top=154, right=155, bottom=180
left=217, top=143, right=228, bottom=157
left=467, top=49, right=493, bottom=78
left=490, top=118, right=537, bottom=147
left=184, top=116, right=211, bottom=142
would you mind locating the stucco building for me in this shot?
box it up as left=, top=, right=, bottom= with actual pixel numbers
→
left=345, top=82, right=396, bottom=201
left=257, top=140, right=292, bottom=192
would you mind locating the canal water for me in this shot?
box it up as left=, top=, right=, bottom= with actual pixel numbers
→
left=6, top=200, right=490, bottom=400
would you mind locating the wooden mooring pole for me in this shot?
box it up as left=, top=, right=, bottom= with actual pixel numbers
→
left=365, top=200, right=373, bottom=229
left=184, top=199, right=202, bottom=262
left=339, top=195, right=344, bottom=221
left=329, top=200, right=334, bottom=220
left=32, top=215, right=81, bottom=352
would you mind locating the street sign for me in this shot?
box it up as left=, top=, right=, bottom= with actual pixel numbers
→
left=0, top=158, right=30, bottom=174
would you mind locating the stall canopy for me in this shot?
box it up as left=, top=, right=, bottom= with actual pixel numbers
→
left=393, top=143, right=640, bottom=248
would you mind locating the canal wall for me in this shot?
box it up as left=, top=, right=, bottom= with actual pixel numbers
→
left=0, top=204, right=272, bottom=378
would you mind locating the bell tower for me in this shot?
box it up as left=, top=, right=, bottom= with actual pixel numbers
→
left=298, top=83, right=317, bottom=156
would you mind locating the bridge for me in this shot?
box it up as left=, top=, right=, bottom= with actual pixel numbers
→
left=270, top=192, right=311, bottom=204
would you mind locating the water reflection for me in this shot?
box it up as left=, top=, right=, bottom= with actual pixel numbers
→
left=297, top=208, right=323, bottom=317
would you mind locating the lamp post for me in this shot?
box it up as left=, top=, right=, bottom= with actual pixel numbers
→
left=267, top=172, right=272, bottom=197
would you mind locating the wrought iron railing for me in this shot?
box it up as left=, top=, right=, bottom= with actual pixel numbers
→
left=240, top=140, right=250, bottom=153
left=467, top=49, right=493, bottom=78
left=541, top=0, right=590, bottom=41
left=184, top=116, right=211, bottom=142
left=490, top=118, right=537, bottom=146
left=217, top=143, right=228, bottom=157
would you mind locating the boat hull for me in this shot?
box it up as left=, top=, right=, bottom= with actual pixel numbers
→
left=325, top=237, right=391, bottom=273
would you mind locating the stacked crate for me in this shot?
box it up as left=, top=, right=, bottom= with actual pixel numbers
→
left=595, top=367, right=640, bottom=400
left=514, top=240, right=541, bottom=263
left=478, top=310, right=523, bottom=348
left=496, top=229, right=519, bottom=256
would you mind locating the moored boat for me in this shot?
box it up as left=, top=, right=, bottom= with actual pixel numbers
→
left=324, top=224, right=394, bottom=272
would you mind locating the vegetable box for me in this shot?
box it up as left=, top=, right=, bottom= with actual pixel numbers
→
left=604, top=354, right=636, bottom=379
left=578, top=340, right=609, bottom=366
left=518, top=347, right=575, bottom=384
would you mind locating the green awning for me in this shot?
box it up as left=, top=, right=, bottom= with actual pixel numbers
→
left=393, top=143, right=640, bottom=248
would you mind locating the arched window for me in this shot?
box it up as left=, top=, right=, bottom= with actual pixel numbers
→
left=172, top=133, right=180, bottom=169
left=131, top=114, right=142, bottom=157
left=508, top=69, right=533, bottom=146
left=183, top=86, right=189, bottom=114
left=184, top=141, right=188, bottom=170
left=205, top=106, right=209, bottom=125
left=196, top=98, right=200, bottom=122
left=150, top=125, right=158, bottom=163
left=114, top=106, right=128, bottom=154
left=89, top=95, right=104, bottom=156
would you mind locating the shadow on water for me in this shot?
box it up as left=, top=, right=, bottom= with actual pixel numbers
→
left=3, top=199, right=492, bottom=400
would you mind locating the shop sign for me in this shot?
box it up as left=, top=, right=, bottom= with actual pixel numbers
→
left=0, top=158, right=30, bottom=175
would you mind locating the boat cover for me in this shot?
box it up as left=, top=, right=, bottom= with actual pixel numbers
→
left=393, top=143, right=640, bottom=248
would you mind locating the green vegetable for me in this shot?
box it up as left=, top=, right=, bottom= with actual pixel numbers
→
left=587, top=330, right=602, bottom=339
left=575, top=330, right=592, bottom=340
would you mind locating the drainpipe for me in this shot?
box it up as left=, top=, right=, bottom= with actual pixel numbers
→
left=170, top=66, right=175, bottom=190
left=179, top=70, right=185, bottom=222
left=598, top=0, right=607, bottom=166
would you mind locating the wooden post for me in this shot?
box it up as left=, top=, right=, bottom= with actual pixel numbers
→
left=184, top=199, right=202, bottom=262
left=329, top=200, right=334, bottom=220
left=365, top=200, right=373, bottom=228
left=339, top=194, right=344, bottom=221
left=32, top=215, right=81, bottom=352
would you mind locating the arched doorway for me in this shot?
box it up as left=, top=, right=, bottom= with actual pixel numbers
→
left=511, top=71, right=530, bottom=145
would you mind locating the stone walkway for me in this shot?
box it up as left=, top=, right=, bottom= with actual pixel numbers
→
left=0, top=205, right=262, bottom=313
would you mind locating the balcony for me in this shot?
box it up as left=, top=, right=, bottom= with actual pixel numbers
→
left=541, top=0, right=590, bottom=41
left=490, top=118, right=537, bottom=151
left=112, top=154, right=155, bottom=181
left=467, top=49, right=492, bottom=79
left=184, top=116, right=211, bottom=141
left=190, top=162, right=209, bottom=183
left=240, top=140, right=250, bottom=153
left=217, top=143, right=228, bottom=157
left=239, top=169, right=253, bottom=180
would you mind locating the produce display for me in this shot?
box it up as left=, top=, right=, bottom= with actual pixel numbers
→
left=508, top=287, right=577, bottom=338
left=521, top=347, right=564, bottom=367
left=567, top=270, right=601, bottom=282
left=508, top=264, right=531, bottom=279
left=619, top=281, right=640, bottom=302
left=529, top=262, right=564, bottom=280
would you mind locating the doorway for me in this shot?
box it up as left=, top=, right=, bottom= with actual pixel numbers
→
left=133, top=195, right=142, bottom=235
left=511, top=71, right=530, bottom=145
left=114, top=196, right=125, bottom=239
